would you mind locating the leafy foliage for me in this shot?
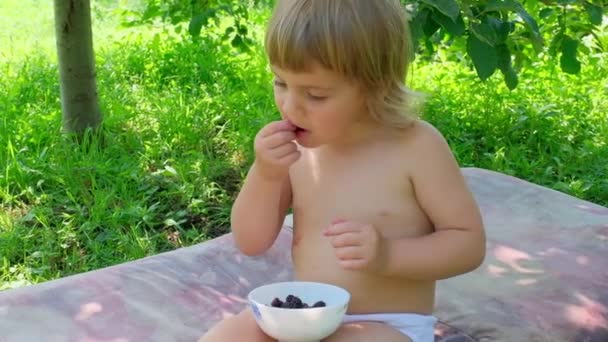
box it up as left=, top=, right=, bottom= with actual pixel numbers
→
left=404, top=0, right=606, bottom=89
left=120, top=0, right=271, bottom=51
left=1, top=0, right=606, bottom=290
left=125, top=0, right=606, bottom=89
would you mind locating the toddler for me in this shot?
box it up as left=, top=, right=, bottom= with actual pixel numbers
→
left=200, top=0, right=486, bottom=341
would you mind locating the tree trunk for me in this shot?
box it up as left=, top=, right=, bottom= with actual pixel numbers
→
left=53, top=0, right=102, bottom=134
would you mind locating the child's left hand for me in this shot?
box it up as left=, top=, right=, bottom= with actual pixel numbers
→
left=323, top=219, right=387, bottom=273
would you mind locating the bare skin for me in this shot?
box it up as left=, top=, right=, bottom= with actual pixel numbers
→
left=199, top=308, right=412, bottom=342
left=199, top=64, right=485, bottom=341
left=290, top=125, right=437, bottom=315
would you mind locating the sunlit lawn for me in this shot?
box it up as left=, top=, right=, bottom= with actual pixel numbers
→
left=1, top=1, right=606, bottom=290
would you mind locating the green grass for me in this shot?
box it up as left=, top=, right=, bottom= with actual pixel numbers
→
left=409, top=56, right=608, bottom=204
left=0, top=0, right=144, bottom=64
left=0, top=0, right=56, bottom=63
left=1, top=3, right=607, bottom=290
left=0, top=2, right=274, bottom=289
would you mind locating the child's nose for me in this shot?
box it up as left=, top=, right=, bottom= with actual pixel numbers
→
left=280, top=93, right=303, bottom=118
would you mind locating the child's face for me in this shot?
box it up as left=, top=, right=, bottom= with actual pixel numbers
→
left=271, top=62, right=369, bottom=148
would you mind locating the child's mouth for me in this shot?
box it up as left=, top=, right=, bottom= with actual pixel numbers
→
left=290, top=122, right=306, bottom=133
left=287, top=119, right=308, bottom=137
left=293, top=125, right=309, bottom=141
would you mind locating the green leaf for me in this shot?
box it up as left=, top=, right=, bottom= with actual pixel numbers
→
left=419, top=0, right=460, bottom=20
left=423, top=11, right=441, bottom=36
left=471, top=22, right=499, bottom=46
left=501, top=65, right=519, bottom=90
left=424, top=37, right=436, bottom=55
left=467, top=33, right=498, bottom=80
left=484, top=16, right=510, bottom=43
left=496, top=44, right=511, bottom=71
left=496, top=43, right=518, bottom=89
left=410, top=8, right=429, bottom=53
left=560, top=36, right=581, bottom=74
left=142, top=4, right=161, bottom=22
left=584, top=3, right=603, bottom=26
left=548, top=32, right=564, bottom=57
left=232, top=34, right=245, bottom=48
left=188, top=8, right=216, bottom=37
left=539, top=8, right=554, bottom=19
left=431, top=10, right=466, bottom=36
left=516, top=8, right=540, bottom=38
left=485, top=0, right=540, bottom=39
left=410, top=8, right=429, bottom=41
left=485, top=0, right=520, bottom=12
left=188, top=14, right=205, bottom=37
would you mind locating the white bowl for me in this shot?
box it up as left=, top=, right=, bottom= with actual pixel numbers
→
left=247, top=281, right=351, bottom=342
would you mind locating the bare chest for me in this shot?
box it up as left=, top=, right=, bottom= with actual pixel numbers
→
left=290, top=149, right=432, bottom=238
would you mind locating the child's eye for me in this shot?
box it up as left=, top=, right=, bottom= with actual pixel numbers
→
left=307, top=94, right=327, bottom=101
left=273, top=80, right=286, bottom=88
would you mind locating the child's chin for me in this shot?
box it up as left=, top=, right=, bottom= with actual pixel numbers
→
left=295, top=134, right=319, bottom=148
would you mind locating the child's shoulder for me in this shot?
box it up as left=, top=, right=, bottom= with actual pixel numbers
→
left=396, top=119, right=462, bottom=182
left=392, top=119, right=458, bottom=172
left=396, top=119, right=450, bottom=152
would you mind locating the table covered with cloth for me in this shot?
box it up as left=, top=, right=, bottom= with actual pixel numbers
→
left=0, top=168, right=607, bottom=341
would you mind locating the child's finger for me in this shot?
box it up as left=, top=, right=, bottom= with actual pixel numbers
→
left=277, top=150, right=301, bottom=166
left=331, top=218, right=347, bottom=225
left=269, top=141, right=298, bottom=158
left=264, top=131, right=297, bottom=148
left=330, top=232, right=360, bottom=248
left=324, top=220, right=360, bottom=236
left=339, top=259, right=367, bottom=270
left=334, top=246, right=361, bottom=260
left=261, top=119, right=295, bottom=137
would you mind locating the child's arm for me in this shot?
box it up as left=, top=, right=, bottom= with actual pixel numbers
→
left=384, top=122, right=486, bottom=280
left=230, top=119, right=298, bottom=256
left=231, top=163, right=292, bottom=256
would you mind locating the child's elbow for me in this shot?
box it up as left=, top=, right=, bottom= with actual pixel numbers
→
left=472, top=246, right=486, bottom=270
left=459, top=248, right=485, bottom=276
left=232, top=228, right=276, bottom=257
left=469, top=235, right=487, bottom=271
left=233, top=236, right=269, bottom=257
left=229, top=216, right=282, bottom=257
left=239, top=248, right=262, bottom=257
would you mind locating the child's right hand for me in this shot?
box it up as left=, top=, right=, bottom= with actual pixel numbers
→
left=253, top=119, right=301, bottom=180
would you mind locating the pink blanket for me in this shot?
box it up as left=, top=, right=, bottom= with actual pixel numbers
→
left=1, top=168, right=606, bottom=341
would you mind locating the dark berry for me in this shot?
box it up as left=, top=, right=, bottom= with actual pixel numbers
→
left=271, top=294, right=326, bottom=309
left=292, top=296, right=303, bottom=308
left=313, top=301, right=326, bottom=307
left=271, top=298, right=283, bottom=307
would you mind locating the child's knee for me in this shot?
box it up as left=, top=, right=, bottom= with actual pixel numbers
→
left=323, top=321, right=412, bottom=342
left=199, top=308, right=275, bottom=342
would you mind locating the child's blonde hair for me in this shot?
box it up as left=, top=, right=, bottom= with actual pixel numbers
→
left=265, top=0, right=421, bottom=129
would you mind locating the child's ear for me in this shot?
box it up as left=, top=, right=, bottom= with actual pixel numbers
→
left=364, top=87, right=387, bottom=108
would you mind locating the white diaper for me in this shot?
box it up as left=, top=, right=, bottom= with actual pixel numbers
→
left=342, top=312, right=437, bottom=342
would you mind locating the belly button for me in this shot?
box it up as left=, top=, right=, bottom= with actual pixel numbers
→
left=378, top=210, right=391, bottom=217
